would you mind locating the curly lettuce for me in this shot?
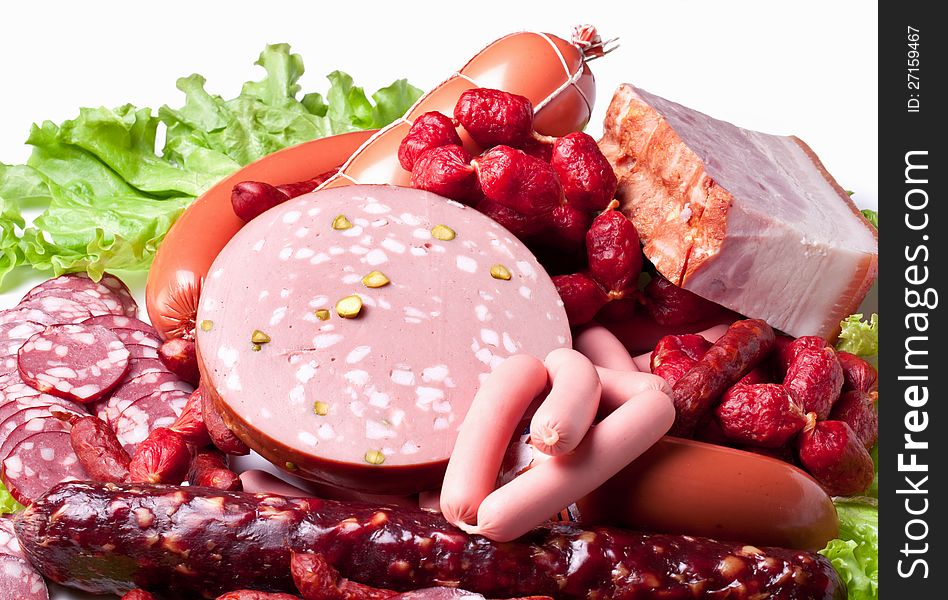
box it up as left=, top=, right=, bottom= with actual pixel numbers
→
left=0, top=44, right=421, bottom=287
left=837, top=313, right=879, bottom=357
left=0, top=480, right=23, bottom=514
left=821, top=497, right=878, bottom=600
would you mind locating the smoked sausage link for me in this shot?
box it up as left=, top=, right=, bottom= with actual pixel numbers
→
left=15, top=481, right=844, bottom=599
left=670, top=319, right=775, bottom=436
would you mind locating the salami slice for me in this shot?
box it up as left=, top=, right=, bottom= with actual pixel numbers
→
left=0, top=322, right=45, bottom=357
left=112, top=328, right=161, bottom=348
left=0, top=382, right=46, bottom=405
left=0, top=517, right=25, bottom=560
left=0, top=308, right=59, bottom=328
left=27, top=288, right=113, bottom=317
left=98, top=273, right=139, bottom=317
left=17, top=324, right=130, bottom=403
left=127, top=357, right=170, bottom=378
left=0, top=356, right=20, bottom=378
left=1, top=430, right=85, bottom=505
left=125, top=344, right=160, bottom=360
left=0, top=554, right=48, bottom=599
left=114, top=390, right=190, bottom=453
left=17, top=296, right=93, bottom=324
left=0, top=416, right=71, bottom=462
left=100, top=371, right=194, bottom=424
left=0, top=396, right=84, bottom=430
left=82, top=314, right=154, bottom=334
left=22, top=272, right=137, bottom=318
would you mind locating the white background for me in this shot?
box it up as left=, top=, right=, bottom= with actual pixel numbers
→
left=1, top=1, right=877, bottom=597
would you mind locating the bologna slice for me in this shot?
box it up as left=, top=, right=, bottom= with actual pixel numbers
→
left=1, top=430, right=84, bottom=505
left=0, top=554, right=49, bottom=600
left=17, top=324, right=130, bottom=403
left=196, top=185, right=570, bottom=493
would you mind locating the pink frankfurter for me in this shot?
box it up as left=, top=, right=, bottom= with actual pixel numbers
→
left=439, top=355, right=547, bottom=528
left=573, top=324, right=639, bottom=371
left=442, top=356, right=674, bottom=542
left=529, top=348, right=601, bottom=456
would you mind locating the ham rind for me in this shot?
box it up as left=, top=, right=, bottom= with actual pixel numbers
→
left=197, top=185, right=570, bottom=494
left=600, top=84, right=878, bottom=338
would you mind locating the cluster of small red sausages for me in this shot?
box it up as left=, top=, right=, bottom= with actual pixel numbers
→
left=61, top=385, right=246, bottom=491
left=396, top=89, right=649, bottom=326
left=650, top=319, right=877, bottom=496
left=119, top=552, right=546, bottom=600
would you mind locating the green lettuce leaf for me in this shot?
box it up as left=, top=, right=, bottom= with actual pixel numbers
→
left=0, top=480, right=24, bottom=514
left=1, top=43, right=421, bottom=287
left=837, top=313, right=879, bottom=357
left=861, top=209, right=878, bottom=228
left=820, top=497, right=878, bottom=600
left=0, top=164, right=35, bottom=282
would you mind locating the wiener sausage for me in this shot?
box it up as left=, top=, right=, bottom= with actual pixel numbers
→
left=442, top=354, right=672, bottom=542
left=529, top=348, right=601, bottom=455
left=670, top=319, right=775, bottom=436
left=145, top=131, right=373, bottom=340
left=439, top=355, right=547, bottom=529
left=576, top=436, right=839, bottom=551
left=320, top=30, right=602, bottom=191
left=15, top=481, right=844, bottom=599
left=573, top=323, right=639, bottom=371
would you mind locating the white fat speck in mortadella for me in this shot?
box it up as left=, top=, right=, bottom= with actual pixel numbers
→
left=196, top=185, right=569, bottom=493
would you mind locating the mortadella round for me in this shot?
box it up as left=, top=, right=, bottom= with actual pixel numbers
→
left=196, top=185, right=569, bottom=493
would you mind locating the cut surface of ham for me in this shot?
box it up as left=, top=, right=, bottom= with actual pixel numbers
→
left=600, top=84, right=877, bottom=338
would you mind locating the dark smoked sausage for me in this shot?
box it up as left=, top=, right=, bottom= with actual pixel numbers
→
left=670, top=319, right=775, bottom=436
left=14, top=481, right=843, bottom=599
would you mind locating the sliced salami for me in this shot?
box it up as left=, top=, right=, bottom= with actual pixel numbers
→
left=98, top=273, right=139, bottom=317
left=17, top=324, right=130, bottom=403
left=0, top=554, right=48, bottom=600
left=0, top=308, right=59, bottom=328
left=27, top=288, right=113, bottom=317
left=101, top=371, right=194, bottom=424
left=1, top=430, right=85, bottom=505
left=22, top=272, right=136, bottom=318
left=114, top=390, right=190, bottom=453
left=0, top=517, right=24, bottom=559
left=120, top=357, right=170, bottom=383
left=0, top=356, right=20, bottom=378
left=0, top=321, right=45, bottom=357
left=0, top=396, right=84, bottom=429
left=112, top=328, right=161, bottom=348
left=0, top=416, right=71, bottom=462
left=125, top=344, right=160, bottom=360
left=17, top=295, right=93, bottom=324
left=0, top=382, right=46, bottom=405
left=82, top=314, right=154, bottom=334
left=0, top=372, right=23, bottom=389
